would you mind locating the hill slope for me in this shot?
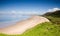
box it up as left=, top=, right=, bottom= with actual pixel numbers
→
left=44, top=10, right=60, bottom=17
left=43, top=10, right=60, bottom=24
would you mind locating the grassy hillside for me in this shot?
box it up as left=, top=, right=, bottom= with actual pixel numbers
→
left=44, top=10, right=60, bottom=17
left=43, top=10, right=60, bottom=24
left=0, top=22, right=60, bottom=36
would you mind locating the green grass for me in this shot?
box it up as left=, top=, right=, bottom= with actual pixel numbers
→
left=0, top=22, right=60, bottom=36
left=45, top=16, right=60, bottom=24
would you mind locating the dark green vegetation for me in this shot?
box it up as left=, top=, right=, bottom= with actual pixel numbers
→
left=0, top=10, right=60, bottom=36
left=44, top=10, right=60, bottom=17
left=43, top=10, right=60, bottom=24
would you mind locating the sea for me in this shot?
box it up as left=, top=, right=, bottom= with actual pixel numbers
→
left=0, top=15, right=31, bottom=28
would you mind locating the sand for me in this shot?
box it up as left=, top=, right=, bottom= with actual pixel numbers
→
left=0, top=16, right=49, bottom=35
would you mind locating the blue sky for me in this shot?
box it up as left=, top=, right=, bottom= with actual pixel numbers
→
left=0, top=0, right=60, bottom=23
left=0, top=0, right=60, bottom=13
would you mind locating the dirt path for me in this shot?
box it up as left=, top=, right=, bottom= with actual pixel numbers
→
left=0, top=16, right=49, bottom=35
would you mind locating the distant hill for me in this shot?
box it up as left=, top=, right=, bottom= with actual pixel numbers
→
left=43, top=10, right=60, bottom=24
left=44, top=10, right=60, bottom=17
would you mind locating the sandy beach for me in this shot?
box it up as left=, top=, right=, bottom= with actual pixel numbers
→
left=0, top=16, right=49, bottom=35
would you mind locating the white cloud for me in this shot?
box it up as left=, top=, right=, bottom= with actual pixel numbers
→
left=47, top=8, right=60, bottom=12
left=11, top=10, right=17, bottom=14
